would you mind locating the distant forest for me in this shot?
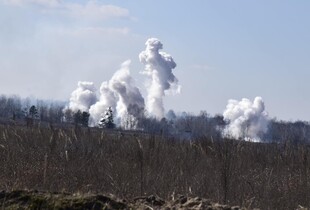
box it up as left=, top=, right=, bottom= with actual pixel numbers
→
left=0, top=94, right=310, bottom=144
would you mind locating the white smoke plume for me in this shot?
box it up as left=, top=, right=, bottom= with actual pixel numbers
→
left=139, top=38, right=180, bottom=119
left=88, top=81, right=117, bottom=126
left=66, top=38, right=179, bottom=127
left=223, top=96, right=269, bottom=141
left=88, top=60, right=144, bottom=127
left=109, top=60, right=145, bottom=127
left=67, top=81, right=97, bottom=113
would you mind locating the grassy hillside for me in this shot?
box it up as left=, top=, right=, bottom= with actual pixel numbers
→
left=0, top=124, right=309, bottom=209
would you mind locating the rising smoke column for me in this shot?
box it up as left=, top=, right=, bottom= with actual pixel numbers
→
left=223, top=96, right=269, bottom=141
left=67, top=81, right=97, bottom=112
left=89, top=60, right=145, bottom=127
left=139, top=38, right=180, bottom=119
left=109, top=60, right=145, bottom=127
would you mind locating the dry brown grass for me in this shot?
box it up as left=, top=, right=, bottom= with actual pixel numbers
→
left=0, top=124, right=309, bottom=209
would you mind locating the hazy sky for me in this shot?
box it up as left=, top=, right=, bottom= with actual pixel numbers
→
left=0, top=0, right=309, bottom=121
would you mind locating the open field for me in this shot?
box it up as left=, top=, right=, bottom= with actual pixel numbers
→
left=0, top=124, right=310, bottom=209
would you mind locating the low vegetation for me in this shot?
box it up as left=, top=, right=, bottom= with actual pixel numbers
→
left=0, top=190, right=249, bottom=210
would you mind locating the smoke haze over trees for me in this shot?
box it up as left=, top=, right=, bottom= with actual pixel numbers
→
left=0, top=37, right=304, bottom=144
left=0, top=93, right=310, bottom=144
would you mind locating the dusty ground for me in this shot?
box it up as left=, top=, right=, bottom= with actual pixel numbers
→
left=0, top=190, right=251, bottom=210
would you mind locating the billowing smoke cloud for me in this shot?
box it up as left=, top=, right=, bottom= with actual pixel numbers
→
left=88, top=60, right=144, bottom=127
left=139, top=38, right=180, bottom=119
left=67, top=81, right=97, bottom=112
left=223, top=96, right=269, bottom=141
left=66, top=38, right=179, bottom=127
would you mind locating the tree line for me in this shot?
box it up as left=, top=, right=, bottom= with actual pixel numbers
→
left=0, top=94, right=310, bottom=144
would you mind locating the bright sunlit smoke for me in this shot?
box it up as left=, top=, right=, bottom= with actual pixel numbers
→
left=139, top=38, right=180, bottom=119
left=67, top=81, right=97, bottom=113
left=223, top=96, right=269, bottom=142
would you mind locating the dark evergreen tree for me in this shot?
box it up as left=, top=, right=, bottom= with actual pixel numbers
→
left=29, top=105, right=39, bottom=119
left=73, top=110, right=90, bottom=127
left=81, top=111, right=90, bottom=127
left=73, top=110, right=82, bottom=125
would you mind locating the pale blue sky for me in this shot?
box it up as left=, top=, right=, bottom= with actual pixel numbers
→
left=0, top=0, right=309, bottom=121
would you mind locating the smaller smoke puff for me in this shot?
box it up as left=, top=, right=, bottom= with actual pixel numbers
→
left=68, top=81, right=97, bottom=113
left=223, top=96, right=269, bottom=141
left=139, top=38, right=180, bottom=119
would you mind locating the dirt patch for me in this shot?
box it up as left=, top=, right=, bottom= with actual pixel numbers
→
left=0, top=190, right=253, bottom=210
left=0, top=190, right=126, bottom=210
left=132, top=195, right=247, bottom=210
